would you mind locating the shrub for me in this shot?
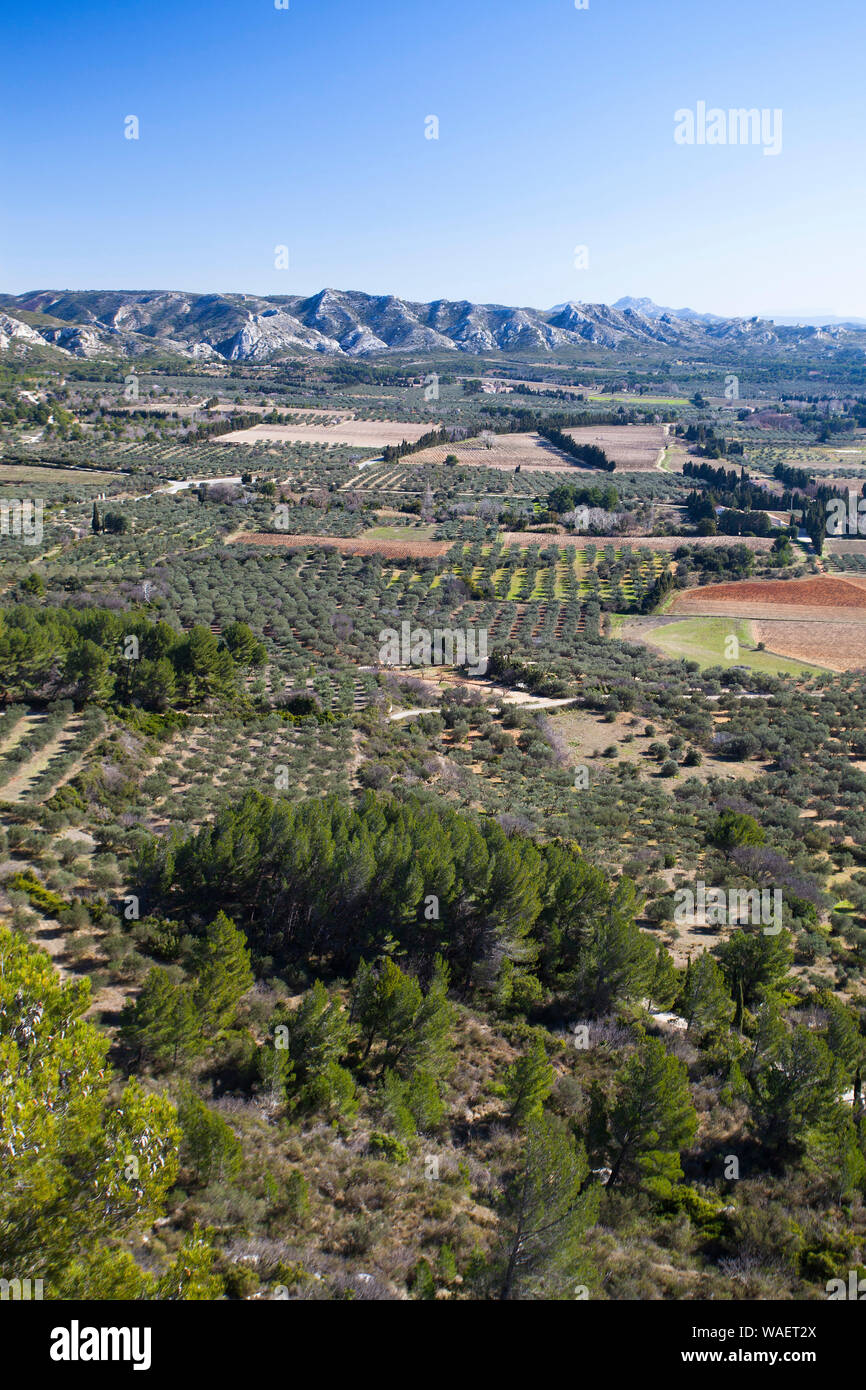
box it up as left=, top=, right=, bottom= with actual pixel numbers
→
left=368, top=1131, right=409, bottom=1163
left=6, top=872, right=66, bottom=916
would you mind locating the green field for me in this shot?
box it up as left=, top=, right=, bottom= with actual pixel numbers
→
left=363, top=524, right=437, bottom=540
left=586, top=393, right=689, bottom=406
left=637, top=616, right=829, bottom=676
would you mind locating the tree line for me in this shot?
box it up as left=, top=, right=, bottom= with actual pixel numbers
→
left=0, top=605, right=265, bottom=710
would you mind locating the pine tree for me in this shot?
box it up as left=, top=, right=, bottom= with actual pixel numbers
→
left=194, top=911, right=253, bottom=1034
left=677, top=951, right=734, bottom=1037
left=571, top=879, right=653, bottom=1014
left=411, top=1258, right=436, bottom=1300
left=352, top=954, right=453, bottom=1080
left=220, top=620, right=266, bottom=668
left=353, top=956, right=422, bottom=1065
left=407, top=1067, right=446, bottom=1133
left=821, top=993, right=866, bottom=1084
left=438, top=1242, right=457, bottom=1285
left=504, top=1033, right=555, bottom=1125
left=283, top=979, right=353, bottom=1087
left=256, top=1032, right=294, bottom=1106
left=806, top=1116, right=866, bottom=1204
left=380, top=1068, right=416, bottom=1141
left=716, top=928, right=793, bottom=1010
left=302, top=1059, right=358, bottom=1121
left=752, top=1026, right=846, bottom=1155
left=177, top=1086, right=243, bottom=1185
left=743, top=991, right=786, bottom=1081
left=156, top=1225, right=224, bottom=1300
left=121, top=967, right=201, bottom=1067
left=606, top=1035, right=698, bottom=1191
left=647, top=939, right=680, bottom=1010
left=494, top=1114, right=599, bottom=1300
left=178, top=625, right=237, bottom=701
left=0, top=926, right=181, bottom=1291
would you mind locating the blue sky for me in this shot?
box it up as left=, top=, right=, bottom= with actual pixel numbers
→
left=2, top=0, right=864, bottom=316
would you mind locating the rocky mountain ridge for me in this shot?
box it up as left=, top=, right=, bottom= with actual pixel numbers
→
left=0, top=287, right=860, bottom=362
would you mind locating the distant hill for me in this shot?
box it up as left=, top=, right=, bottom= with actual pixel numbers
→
left=761, top=312, right=866, bottom=328
left=0, top=287, right=862, bottom=362
left=610, top=296, right=722, bottom=323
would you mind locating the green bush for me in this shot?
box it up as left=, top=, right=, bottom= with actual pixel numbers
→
left=7, top=872, right=67, bottom=917
left=368, top=1131, right=409, bottom=1163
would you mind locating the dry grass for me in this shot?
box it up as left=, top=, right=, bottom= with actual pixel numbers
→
left=561, top=423, right=668, bottom=470
left=552, top=706, right=765, bottom=787
left=409, top=432, right=572, bottom=471
left=750, top=619, right=866, bottom=672
left=228, top=532, right=451, bottom=558
left=497, top=533, right=777, bottom=552
left=0, top=463, right=122, bottom=484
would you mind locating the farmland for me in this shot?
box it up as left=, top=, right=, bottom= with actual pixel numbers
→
left=7, top=0, right=866, bottom=1340
left=4, top=307, right=866, bottom=1318
left=407, top=431, right=576, bottom=470
left=620, top=614, right=831, bottom=676
left=230, top=531, right=451, bottom=558
left=749, top=619, right=866, bottom=672
left=561, top=423, right=669, bottom=470
left=0, top=462, right=124, bottom=485
left=640, top=576, right=866, bottom=672
left=216, top=419, right=434, bottom=448
left=671, top=574, right=866, bottom=621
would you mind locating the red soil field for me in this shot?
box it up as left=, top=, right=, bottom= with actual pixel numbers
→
left=673, top=575, right=866, bottom=612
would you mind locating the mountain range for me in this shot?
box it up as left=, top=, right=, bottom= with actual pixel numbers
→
left=0, top=288, right=861, bottom=362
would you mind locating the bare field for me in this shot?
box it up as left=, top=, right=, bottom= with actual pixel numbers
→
left=229, top=532, right=451, bottom=558
left=750, top=619, right=866, bottom=672
left=495, top=533, right=776, bottom=552
left=215, top=420, right=431, bottom=447
left=410, top=432, right=572, bottom=471
left=497, top=531, right=660, bottom=549
left=671, top=575, right=866, bottom=621
left=561, top=423, right=668, bottom=470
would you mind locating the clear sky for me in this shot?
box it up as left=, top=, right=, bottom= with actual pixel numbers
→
left=2, top=0, right=864, bottom=317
